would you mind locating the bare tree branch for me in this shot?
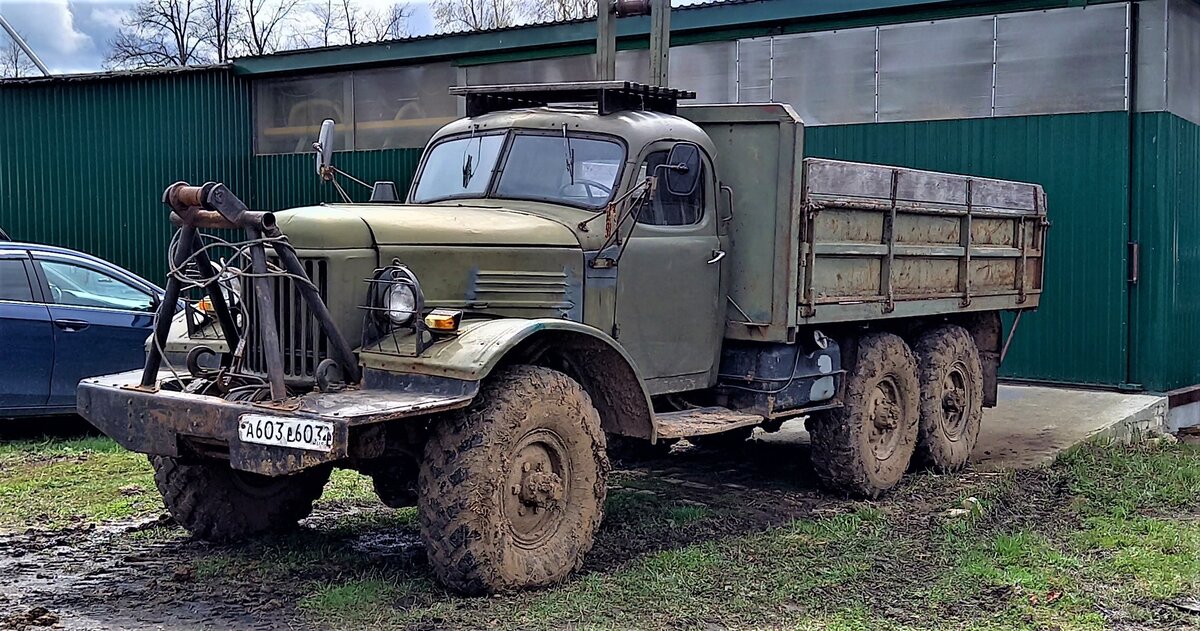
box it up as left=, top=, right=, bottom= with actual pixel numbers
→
left=432, top=0, right=530, bottom=31
left=241, top=0, right=301, bottom=55
left=360, top=3, right=412, bottom=42
left=527, top=0, right=593, bottom=22
left=105, top=0, right=208, bottom=69
left=200, top=0, right=240, bottom=62
left=0, top=31, right=37, bottom=79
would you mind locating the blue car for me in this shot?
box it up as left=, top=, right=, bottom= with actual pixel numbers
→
left=0, top=240, right=169, bottom=417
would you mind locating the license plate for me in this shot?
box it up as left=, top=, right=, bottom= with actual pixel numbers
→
left=237, top=414, right=334, bottom=452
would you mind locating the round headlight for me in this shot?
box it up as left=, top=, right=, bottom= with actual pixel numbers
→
left=385, top=283, right=417, bottom=325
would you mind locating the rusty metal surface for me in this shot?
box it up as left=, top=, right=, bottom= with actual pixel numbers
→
left=655, top=406, right=764, bottom=439
left=77, top=369, right=477, bottom=476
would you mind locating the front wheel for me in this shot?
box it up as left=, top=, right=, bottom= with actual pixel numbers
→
left=808, top=332, right=920, bottom=498
left=418, top=365, right=609, bottom=595
left=151, top=456, right=330, bottom=541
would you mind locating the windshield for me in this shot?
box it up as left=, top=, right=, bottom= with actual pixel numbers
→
left=410, top=133, right=505, bottom=202
left=411, top=131, right=625, bottom=209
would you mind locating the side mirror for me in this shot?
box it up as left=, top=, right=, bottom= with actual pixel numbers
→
left=663, top=142, right=702, bottom=196
left=314, top=119, right=336, bottom=180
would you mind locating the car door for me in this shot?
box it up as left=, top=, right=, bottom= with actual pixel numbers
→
left=613, top=146, right=725, bottom=394
left=0, top=251, right=54, bottom=412
left=32, top=253, right=157, bottom=408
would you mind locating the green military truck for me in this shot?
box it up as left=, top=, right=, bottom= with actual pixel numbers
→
left=78, top=81, right=1046, bottom=594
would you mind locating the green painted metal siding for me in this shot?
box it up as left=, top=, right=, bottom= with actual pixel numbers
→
left=0, top=70, right=252, bottom=283
left=1130, top=112, right=1200, bottom=392
left=805, top=113, right=1132, bottom=385
left=251, top=149, right=422, bottom=211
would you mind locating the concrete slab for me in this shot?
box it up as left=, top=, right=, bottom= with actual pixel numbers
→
left=753, top=384, right=1167, bottom=471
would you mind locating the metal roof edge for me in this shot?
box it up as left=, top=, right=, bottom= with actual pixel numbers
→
left=0, top=63, right=232, bottom=87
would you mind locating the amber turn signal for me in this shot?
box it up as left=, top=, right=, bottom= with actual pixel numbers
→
left=424, top=309, right=462, bottom=332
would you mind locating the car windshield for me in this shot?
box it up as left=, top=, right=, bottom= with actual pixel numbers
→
left=411, top=131, right=625, bottom=209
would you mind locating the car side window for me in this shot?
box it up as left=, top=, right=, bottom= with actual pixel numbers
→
left=635, top=150, right=705, bottom=226
left=0, top=258, right=34, bottom=302
left=39, top=259, right=155, bottom=312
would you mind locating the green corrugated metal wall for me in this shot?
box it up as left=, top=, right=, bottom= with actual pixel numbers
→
left=1130, top=112, right=1200, bottom=392
left=805, top=113, right=1132, bottom=385
left=252, top=149, right=422, bottom=211
left=0, top=70, right=252, bottom=284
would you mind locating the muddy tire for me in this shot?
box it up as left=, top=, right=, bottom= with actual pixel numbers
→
left=368, top=457, right=420, bottom=508
left=808, top=332, right=919, bottom=498
left=606, top=434, right=675, bottom=464
left=150, top=456, right=330, bottom=541
left=912, top=325, right=984, bottom=472
left=689, top=426, right=755, bottom=449
left=418, top=365, right=609, bottom=595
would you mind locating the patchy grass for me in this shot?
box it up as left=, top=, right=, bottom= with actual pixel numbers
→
left=0, top=436, right=379, bottom=530
left=2, top=434, right=1199, bottom=630
left=0, top=436, right=157, bottom=529
left=280, top=440, right=1200, bottom=630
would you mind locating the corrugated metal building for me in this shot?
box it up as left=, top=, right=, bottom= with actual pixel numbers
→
left=2, top=0, right=1199, bottom=393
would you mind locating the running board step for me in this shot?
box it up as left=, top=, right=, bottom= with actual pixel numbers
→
left=655, top=407, right=765, bottom=439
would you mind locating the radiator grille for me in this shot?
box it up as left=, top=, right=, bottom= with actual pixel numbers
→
left=243, top=258, right=329, bottom=379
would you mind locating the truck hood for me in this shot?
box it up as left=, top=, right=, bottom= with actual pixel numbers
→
left=273, top=203, right=580, bottom=250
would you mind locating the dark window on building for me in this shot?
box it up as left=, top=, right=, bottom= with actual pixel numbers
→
left=636, top=151, right=705, bottom=226
left=0, top=259, right=33, bottom=302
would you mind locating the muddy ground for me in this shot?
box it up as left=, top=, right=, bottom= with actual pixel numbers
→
left=0, top=437, right=868, bottom=631
left=3, top=433, right=1194, bottom=630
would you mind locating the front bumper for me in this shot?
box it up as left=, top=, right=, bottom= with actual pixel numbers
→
left=77, top=368, right=478, bottom=476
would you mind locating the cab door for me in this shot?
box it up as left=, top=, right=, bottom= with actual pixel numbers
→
left=613, top=145, right=725, bottom=394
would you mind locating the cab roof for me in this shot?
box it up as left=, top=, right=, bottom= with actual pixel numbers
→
left=429, top=104, right=718, bottom=161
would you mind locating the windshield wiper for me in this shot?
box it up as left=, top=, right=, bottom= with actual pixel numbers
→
left=462, top=125, right=479, bottom=188
left=562, top=124, right=575, bottom=185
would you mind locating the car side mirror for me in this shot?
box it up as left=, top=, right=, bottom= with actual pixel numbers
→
left=314, top=119, right=336, bottom=181
left=663, top=142, right=702, bottom=197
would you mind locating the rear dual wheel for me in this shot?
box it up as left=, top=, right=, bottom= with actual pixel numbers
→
left=807, top=326, right=985, bottom=497
left=912, top=325, right=984, bottom=473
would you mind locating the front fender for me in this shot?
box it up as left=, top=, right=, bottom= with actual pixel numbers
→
left=359, top=318, right=658, bottom=440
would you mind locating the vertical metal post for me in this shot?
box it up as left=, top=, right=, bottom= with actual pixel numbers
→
left=882, top=169, right=898, bottom=313
left=141, top=225, right=196, bottom=387
left=649, top=0, right=670, bottom=87
left=247, top=230, right=287, bottom=401
left=596, top=1, right=616, bottom=81
left=960, top=180, right=974, bottom=307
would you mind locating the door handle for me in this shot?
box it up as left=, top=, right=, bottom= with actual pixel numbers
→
left=54, top=319, right=90, bottom=332
left=707, top=249, right=727, bottom=264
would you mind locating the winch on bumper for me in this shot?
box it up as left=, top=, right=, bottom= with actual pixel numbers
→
left=78, top=368, right=477, bottom=477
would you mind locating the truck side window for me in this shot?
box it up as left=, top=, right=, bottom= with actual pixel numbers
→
left=637, top=151, right=704, bottom=226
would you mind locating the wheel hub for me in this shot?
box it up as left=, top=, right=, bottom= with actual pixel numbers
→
left=867, top=376, right=905, bottom=461
left=503, top=428, right=572, bottom=547
left=940, top=362, right=972, bottom=439
left=515, top=466, right=564, bottom=512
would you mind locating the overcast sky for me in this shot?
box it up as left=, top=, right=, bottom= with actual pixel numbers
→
left=0, top=0, right=438, bottom=75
